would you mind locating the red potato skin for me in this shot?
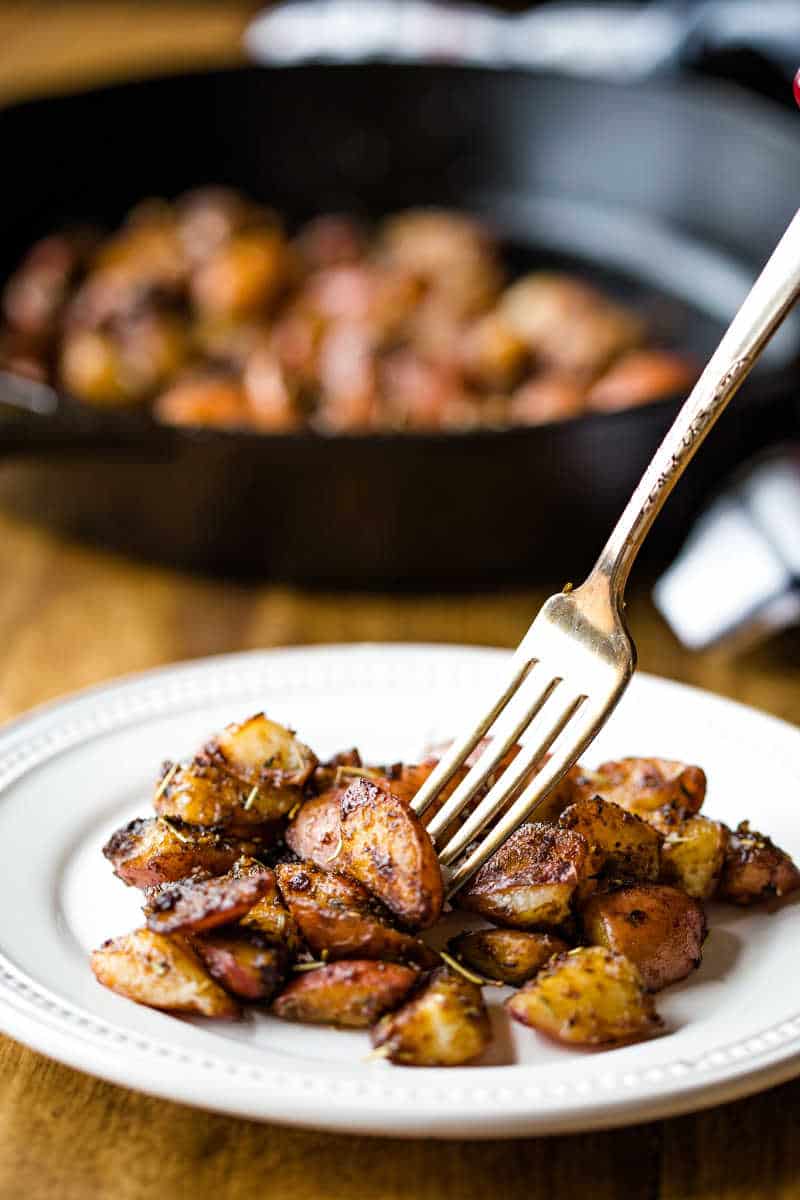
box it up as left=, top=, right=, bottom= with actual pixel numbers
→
left=718, top=822, right=800, bottom=905
left=102, top=817, right=257, bottom=888
left=192, top=930, right=288, bottom=1002
left=285, top=788, right=345, bottom=868
left=144, top=869, right=271, bottom=936
left=581, top=884, right=707, bottom=991
left=273, top=960, right=418, bottom=1028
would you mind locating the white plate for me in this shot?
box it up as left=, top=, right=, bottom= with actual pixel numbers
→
left=0, top=642, right=798, bottom=1138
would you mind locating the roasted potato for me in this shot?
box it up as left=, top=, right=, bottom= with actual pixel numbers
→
left=581, top=884, right=706, bottom=991
left=275, top=860, right=437, bottom=967
left=457, top=822, right=590, bottom=928
left=190, top=228, right=288, bottom=319
left=718, top=822, right=800, bottom=905
left=559, top=796, right=662, bottom=883
left=338, top=778, right=444, bottom=929
left=192, top=930, right=288, bottom=1002
left=285, top=787, right=345, bottom=868
left=144, top=867, right=271, bottom=936
left=563, top=757, right=706, bottom=818
left=273, top=960, right=417, bottom=1028
left=91, top=928, right=239, bottom=1018
left=235, top=860, right=304, bottom=954
left=205, top=712, right=317, bottom=806
left=153, top=759, right=289, bottom=835
left=506, top=946, right=662, bottom=1046
left=102, top=817, right=253, bottom=888
left=586, top=349, right=696, bottom=412
left=448, top=929, right=569, bottom=986
left=649, top=808, right=729, bottom=900
left=371, top=966, right=491, bottom=1066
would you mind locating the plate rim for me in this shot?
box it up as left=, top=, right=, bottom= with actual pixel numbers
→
left=1, top=641, right=799, bottom=1137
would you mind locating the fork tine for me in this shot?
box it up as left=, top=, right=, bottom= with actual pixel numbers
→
left=437, top=689, right=587, bottom=868
left=444, top=700, right=603, bottom=896
left=424, top=671, right=561, bottom=842
left=410, top=654, right=534, bottom=818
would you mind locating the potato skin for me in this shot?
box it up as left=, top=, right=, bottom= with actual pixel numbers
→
left=506, top=946, right=662, bottom=1046
left=338, top=778, right=444, bottom=929
left=192, top=930, right=288, bottom=1001
left=91, top=928, right=240, bottom=1018
left=718, top=822, right=800, bottom=905
left=448, top=929, right=568, bottom=986
left=275, top=861, right=438, bottom=966
left=236, top=861, right=304, bottom=953
left=102, top=817, right=254, bottom=888
left=565, top=758, right=706, bottom=818
left=649, top=808, right=729, bottom=900
left=285, top=788, right=345, bottom=868
left=581, top=884, right=706, bottom=991
left=559, top=796, right=662, bottom=883
left=144, top=868, right=270, bottom=936
left=371, top=966, right=491, bottom=1066
left=273, top=960, right=417, bottom=1028
left=457, top=822, right=590, bottom=928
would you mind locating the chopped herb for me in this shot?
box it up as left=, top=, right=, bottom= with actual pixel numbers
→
left=242, top=785, right=260, bottom=811
left=153, top=762, right=179, bottom=803
left=439, top=949, right=502, bottom=987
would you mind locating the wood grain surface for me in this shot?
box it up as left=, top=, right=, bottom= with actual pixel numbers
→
left=1, top=6, right=799, bottom=1198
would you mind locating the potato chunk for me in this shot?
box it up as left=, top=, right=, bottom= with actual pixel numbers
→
left=192, top=930, right=288, bottom=1002
left=448, top=929, right=568, bottom=986
left=507, top=946, right=661, bottom=1046
left=285, top=787, right=345, bottom=868
left=338, top=779, right=444, bottom=929
left=91, top=928, right=239, bottom=1018
left=204, top=713, right=317, bottom=811
left=236, top=861, right=304, bottom=953
left=457, top=823, right=590, bottom=928
left=718, top=822, right=800, bottom=905
left=371, top=967, right=491, bottom=1066
left=559, top=796, right=662, bottom=883
left=565, top=758, right=706, bottom=818
left=276, top=861, right=437, bottom=966
left=144, top=868, right=271, bottom=936
left=650, top=808, right=729, bottom=900
left=581, top=885, right=706, bottom=991
left=102, top=817, right=251, bottom=888
left=273, top=960, right=417, bottom=1028
left=153, top=759, right=290, bottom=834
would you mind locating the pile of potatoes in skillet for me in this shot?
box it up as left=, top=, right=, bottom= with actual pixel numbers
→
left=93, top=713, right=800, bottom=1065
left=1, top=190, right=697, bottom=432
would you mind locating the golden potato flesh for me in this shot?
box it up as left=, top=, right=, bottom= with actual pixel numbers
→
left=206, top=712, right=317, bottom=803
left=144, top=868, right=271, bottom=936
left=718, top=822, right=800, bottom=905
left=192, top=930, right=288, bottom=1002
left=564, top=757, right=707, bottom=818
left=338, top=778, right=444, bottom=930
left=275, top=860, right=438, bottom=967
left=559, top=796, right=662, bottom=883
left=581, top=885, right=706, bottom=991
left=649, top=808, right=729, bottom=900
left=448, top=929, right=569, bottom=986
left=102, top=816, right=252, bottom=888
left=91, top=928, right=239, bottom=1018
left=371, top=967, right=491, bottom=1066
left=273, top=960, right=417, bottom=1028
left=236, top=861, right=304, bottom=954
left=506, top=946, right=662, bottom=1047
left=190, top=229, right=288, bottom=319
left=457, top=822, right=590, bottom=929
left=153, top=759, right=289, bottom=834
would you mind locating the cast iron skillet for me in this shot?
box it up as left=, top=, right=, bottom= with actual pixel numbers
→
left=1, top=64, right=799, bottom=584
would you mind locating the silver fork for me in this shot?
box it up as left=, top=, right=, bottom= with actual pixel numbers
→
left=413, top=207, right=800, bottom=897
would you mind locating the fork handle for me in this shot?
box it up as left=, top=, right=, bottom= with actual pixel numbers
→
left=593, top=207, right=800, bottom=601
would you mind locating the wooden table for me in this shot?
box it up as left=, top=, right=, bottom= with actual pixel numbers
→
left=2, top=7, right=800, bottom=1197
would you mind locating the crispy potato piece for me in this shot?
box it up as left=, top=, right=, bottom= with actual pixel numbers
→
left=235, top=860, right=304, bottom=953
left=144, top=868, right=271, bottom=936
left=102, top=817, right=253, bottom=888
left=448, top=929, right=569, bottom=986
left=581, top=884, right=706, bottom=991
left=192, top=930, right=288, bottom=1001
left=507, top=946, right=661, bottom=1046
left=718, top=822, right=800, bottom=905
left=649, top=807, right=729, bottom=900
left=371, top=966, right=491, bottom=1066
left=275, top=861, right=438, bottom=966
left=273, top=960, right=417, bottom=1028
left=457, top=822, right=590, bottom=929
left=207, top=713, right=316, bottom=790
left=338, top=778, right=444, bottom=929
left=153, top=759, right=290, bottom=834
left=91, top=928, right=239, bottom=1018
left=564, top=758, right=706, bottom=818
left=285, top=787, right=345, bottom=868
left=559, top=796, right=662, bottom=883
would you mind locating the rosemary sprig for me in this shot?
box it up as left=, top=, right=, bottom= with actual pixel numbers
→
left=153, top=762, right=179, bottom=803
left=292, top=960, right=327, bottom=973
left=242, top=785, right=260, bottom=811
left=439, top=949, right=503, bottom=987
